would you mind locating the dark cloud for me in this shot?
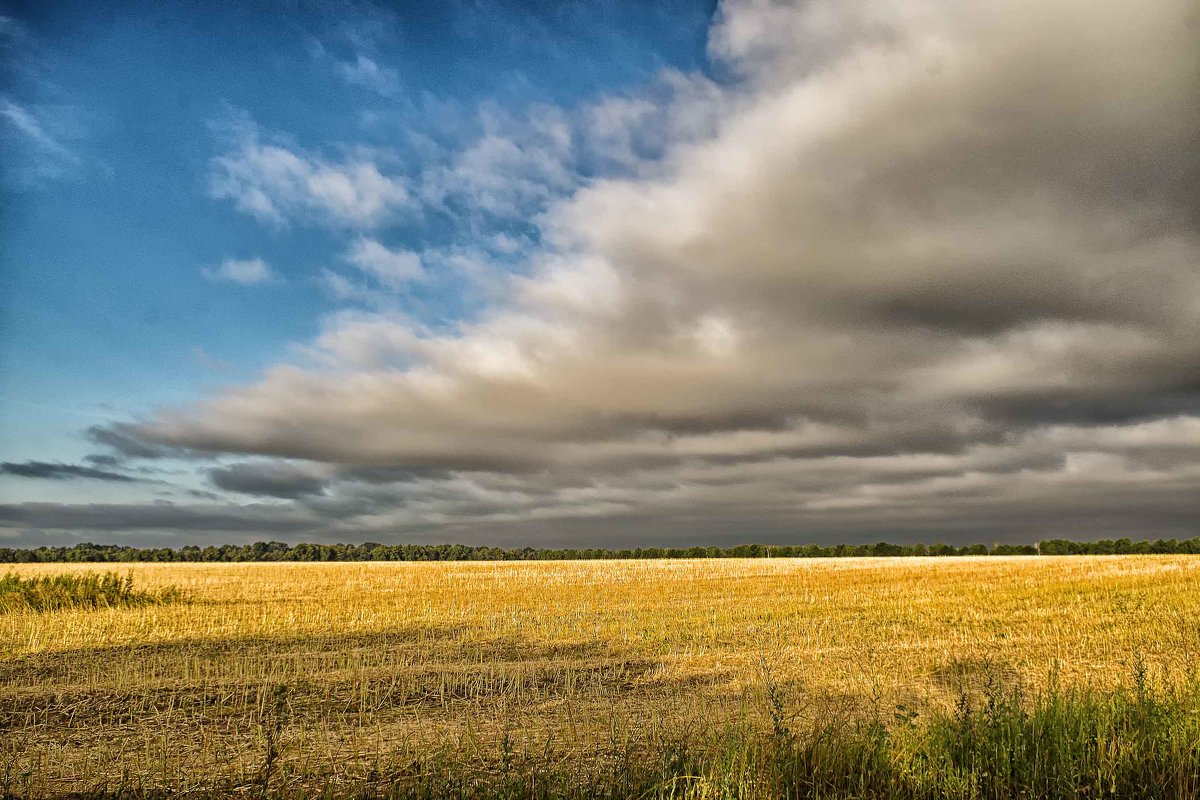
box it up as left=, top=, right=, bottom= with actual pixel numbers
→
left=4, top=457, right=1198, bottom=547
left=0, top=461, right=138, bottom=482
left=0, top=501, right=319, bottom=534
left=208, top=462, right=328, bottom=499
left=976, top=390, right=1200, bottom=428
left=344, top=466, right=452, bottom=484
left=86, top=423, right=197, bottom=460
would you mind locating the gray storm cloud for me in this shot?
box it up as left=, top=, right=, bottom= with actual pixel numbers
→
left=77, top=0, right=1200, bottom=543
left=0, top=461, right=140, bottom=482
left=208, top=461, right=330, bottom=499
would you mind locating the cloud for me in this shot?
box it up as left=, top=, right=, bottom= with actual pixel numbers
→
left=343, top=238, right=424, bottom=288
left=83, top=454, right=121, bottom=467
left=208, top=461, right=329, bottom=499
left=303, top=311, right=422, bottom=369
left=208, top=112, right=410, bottom=228
left=12, top=420, right=1200, bottom=546
left=0, top=501, right=319, bottom=536
left=86, top=424, right=194, bottom=460
left=203, top=257, right=277, bottom=285
left=193, top=348, right=237, bottom=375
left=1, top=20, right=90, bottom=187
left=580, top=70, right=729, bottom=171
left=1, top=99, right=74, bottom=159
left=0, top=98, right=84, bottom=184
left=60, top=0, right=1200, bottom=541
left=318, top=268, right=395, bottom=308
left=307, top=6, right=400, bottom=97
left=1, top=461, right=138, bottom=482
left=419, top=104, right=576, bottom=220
left=336, top=53, right=401, bottom=97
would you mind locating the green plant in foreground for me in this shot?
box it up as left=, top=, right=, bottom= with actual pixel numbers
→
left=501, top=677, right=1192, bottom=799
left=0, top=571, right=182, bottom=613
left=78, top=670, right=1192, bottom=800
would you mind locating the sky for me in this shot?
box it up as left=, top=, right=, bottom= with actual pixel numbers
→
left=1, top=0, right=1197, bottom=549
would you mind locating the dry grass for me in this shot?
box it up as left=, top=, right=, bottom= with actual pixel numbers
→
left=2, top=556, right=1198, bottom=796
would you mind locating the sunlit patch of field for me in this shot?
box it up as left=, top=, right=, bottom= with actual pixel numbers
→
left=2, top=556, right=1199, bottom=796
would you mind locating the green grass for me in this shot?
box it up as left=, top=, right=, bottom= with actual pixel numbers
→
left=0, top=571, right=181, bottom=614
left=765, top=675, right=1200, bottom=799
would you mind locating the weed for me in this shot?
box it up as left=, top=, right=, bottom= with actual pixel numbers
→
left=0, top=571, right=181, bottom=614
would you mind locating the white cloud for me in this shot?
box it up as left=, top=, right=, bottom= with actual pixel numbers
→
left=344, top=237, right=424, bottom=288
left=318, top=268, right=389, bottom=308
left=580, top=70, right=729, bottom=172
left=203, top=257, right=276, bottom=285
left=208, top=114, right=410, bottom=229
left=1, top=98, right=83, bottom=183
left=1, top=99, right=69, bottom=156
left=336, top=53, right=400, bottom=97
left=420, top=104, right=575, bottom=219
left=193, top=348, right=236, bottom=375
left=307, top=311, right=422, bottom=369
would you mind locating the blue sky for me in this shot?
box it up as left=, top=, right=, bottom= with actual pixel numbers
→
left=1, top=0, right=712, bottom=463
left=2, top=0, right=1198, bottom=547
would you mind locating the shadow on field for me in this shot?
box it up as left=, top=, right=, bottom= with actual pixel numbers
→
left=2, top=625, right=672, bottom=678
left=0, top=627, right=732, bottom=733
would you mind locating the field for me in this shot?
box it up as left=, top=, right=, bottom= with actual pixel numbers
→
left=3, top=557, right=1200, bottom=798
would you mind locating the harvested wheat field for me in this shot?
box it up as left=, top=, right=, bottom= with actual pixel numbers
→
left=3, top=556, right=1200, bottom=798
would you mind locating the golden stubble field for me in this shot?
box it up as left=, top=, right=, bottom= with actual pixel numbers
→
left=3, top=556, right=1199, bottom=793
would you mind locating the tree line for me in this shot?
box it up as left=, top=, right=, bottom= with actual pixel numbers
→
left=1, top=537, right=1198, bottom=563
